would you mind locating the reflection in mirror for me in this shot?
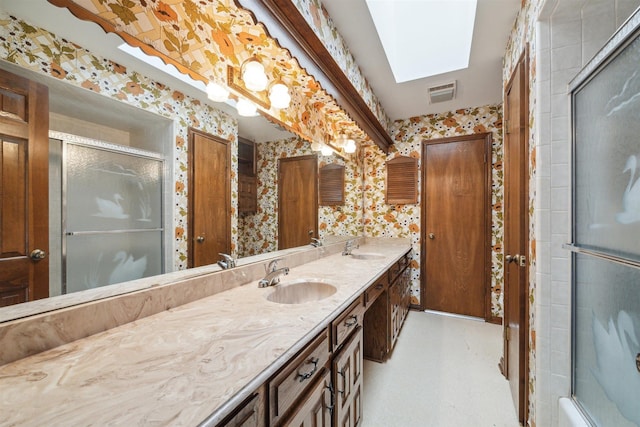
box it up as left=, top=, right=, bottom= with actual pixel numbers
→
left=0, top=1, right=364, bottom=320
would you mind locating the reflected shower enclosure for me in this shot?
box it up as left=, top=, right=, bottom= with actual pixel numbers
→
left=54, top=133, right=164, bottom=294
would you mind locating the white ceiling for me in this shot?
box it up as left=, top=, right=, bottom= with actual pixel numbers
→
left=321, top=0, right=520, bottom=120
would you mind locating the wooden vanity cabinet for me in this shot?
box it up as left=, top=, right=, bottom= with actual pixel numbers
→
left=268, top=329, right=331, bottom=426
left=216, top=386, right=265, bottom=427
left=363, top=250, right=412, bottom=362
left=331, top=296, right=365, bottom=350
left=283, top=369, right=333, bottom=427
left=332, top=327, right=363, bottom=427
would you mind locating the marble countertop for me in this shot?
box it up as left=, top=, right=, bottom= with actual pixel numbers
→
left=0, top=240, right=410, bottom=426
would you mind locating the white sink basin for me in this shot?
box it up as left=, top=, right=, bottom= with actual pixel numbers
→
left=266, top=280, right=337, bottom=304
left=350, top=252, right=385, bottom=260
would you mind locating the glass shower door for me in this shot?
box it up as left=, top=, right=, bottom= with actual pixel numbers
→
left=64, top=139, right=164, bottom=293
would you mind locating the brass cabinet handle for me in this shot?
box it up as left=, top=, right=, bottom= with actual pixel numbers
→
left=428, top=233, right=435, bottom=240
left=196, top=236, right=205, bottom=243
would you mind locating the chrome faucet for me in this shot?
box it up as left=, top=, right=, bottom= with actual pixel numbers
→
left=217, top=253, right=236, bottom=269
left=258, top=259, right=290, bottom=287
left=310, top=238, right=323, bottom=247
left=342, top=239, right=359, bottom=256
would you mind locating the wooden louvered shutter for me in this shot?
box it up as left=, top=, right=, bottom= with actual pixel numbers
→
left=319, top=163, right=345, bottom=205
left=386, top=156, right=418, bottom=204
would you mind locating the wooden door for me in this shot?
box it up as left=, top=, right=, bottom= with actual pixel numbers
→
left=0, top=68, right=49, bottom=307
left=502, top=50, right=529, bottom=424
left=188, top=129, right=230, bottom=268
left=422, top=133, right=491, bottom=318
left=284, top=369, right=333, bottom=427
left=278, top=155, right=318, bottom=250
left=333, top=327, right=363, bottom=427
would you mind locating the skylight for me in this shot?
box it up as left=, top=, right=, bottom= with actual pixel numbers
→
left=365, top=0, right=477, bottom=83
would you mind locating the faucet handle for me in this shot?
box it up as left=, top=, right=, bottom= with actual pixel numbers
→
left=219, top=253, right=235, bottom=268
left=310, top=238, right=322, bottom=247
left=266, top=258, right=283, bottom=273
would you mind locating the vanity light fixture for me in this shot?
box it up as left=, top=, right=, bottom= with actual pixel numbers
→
left=241, top=58, right=268, bottom=92
left=320, top=144, right=334, bottom=156
left=268, top=81, right=291, bottom=109
left=311, top=140, right=322, bottom=151
left=334, top=132, right=348, bottom=148
left=206, top=81, right=229, bottom=102
left=344, top=138, right=357, bottom=154
left=236, top=98, right=258, bottom=117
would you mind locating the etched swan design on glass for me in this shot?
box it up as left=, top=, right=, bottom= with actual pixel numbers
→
left=592, top=310, right=640, bottom=424
left=108, top=251, right=147, bottom=285
left=606, top=68, right=640, bottom=116
left=615, top=155, right=640, bottom=224
left=93, top=193, right=130, bottom=219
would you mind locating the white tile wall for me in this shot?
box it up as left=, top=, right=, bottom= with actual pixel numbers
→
left=535, top=1, right=640, bottom=425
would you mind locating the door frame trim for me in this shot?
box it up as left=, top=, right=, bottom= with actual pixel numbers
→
left=420, top=132, right=493, bottom=321
left=277, top=154, right=318, bottom=250
left=502, top=46, right=530, bottom=424
left=187, top=128, right=231, bottom=268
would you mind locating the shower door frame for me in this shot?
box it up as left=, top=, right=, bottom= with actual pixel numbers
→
left=53, top=131, right=166, bottom=294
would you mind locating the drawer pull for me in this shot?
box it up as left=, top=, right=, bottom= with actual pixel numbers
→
left=375, top=283, right=384, bottom=290
left=296, top=357, right=319, bottom=382
left=344, top=315, right=358, bottom=327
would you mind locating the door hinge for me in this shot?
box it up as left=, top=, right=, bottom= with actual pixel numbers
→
left=505, top=325, right=510, bottom=341
left=505, top=119, right=510, bottom=134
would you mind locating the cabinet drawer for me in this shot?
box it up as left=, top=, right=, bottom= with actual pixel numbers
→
left=268, top=329, right=330, bottom=426
left=216, top=387, right=264, bottom=427
left=364, top=274, right=387, bottom=310
left=332, top=296, right=365, bottom=350
left=388, top=251, right=411, bottom=282
left=281, top=368, right=332, bottom=427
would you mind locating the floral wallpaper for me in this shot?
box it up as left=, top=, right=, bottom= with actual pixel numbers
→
left=0, top=12, right=238, bottom=270
left=503, top=0, right=542, bottom=425
left=364, top=104, right=504, bottom=319
left=291, top=0, right=392, bottom=131
left=55, top=0, right=369, bottom=151
left=237, top=137, right=363, bottom=257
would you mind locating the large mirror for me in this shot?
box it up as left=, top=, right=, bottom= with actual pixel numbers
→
left=0, top=0, right=363, bottom=318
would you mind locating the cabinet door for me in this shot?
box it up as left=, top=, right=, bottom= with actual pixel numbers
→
left=333, top=327, right=363, bottom=427
left=283, top=369, right=332, bottom=427
left=216, top=389, right=265, bottom=427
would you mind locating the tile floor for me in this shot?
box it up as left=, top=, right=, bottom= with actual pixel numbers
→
left=362, top=310, right=519, bottom=426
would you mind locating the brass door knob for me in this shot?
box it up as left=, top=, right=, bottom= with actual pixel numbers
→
left=428, top=233, right=435, bottom=240
left=30, top=249, right=47, bottom=260
left=196, top=236, right=205, bottom=243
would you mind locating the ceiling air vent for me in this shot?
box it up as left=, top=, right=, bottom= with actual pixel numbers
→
left=428, top=81, right=456, bottom=104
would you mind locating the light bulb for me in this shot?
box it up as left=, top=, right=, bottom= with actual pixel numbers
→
left=206, top=82, right=229, bottom=102
left=344, top=139, right=356, bottom=153
left=242, top=59, right=268, bottom=91
left=334, top=133, right=348, bottom=148
left=269, top=83, right=291, bottom=109
left=236, top=98, right=257, bottom=117
left=311, top=140, right=322, bottom=151
left=321, top=144, right=333, bottom=156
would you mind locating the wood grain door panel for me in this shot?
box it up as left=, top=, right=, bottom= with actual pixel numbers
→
left=503, top=51, right=529, bottom=424
left=188, top=130, right=231, bottom=268
left=278, top=155, right=318, bottom=250
left=423, top=135, right=490, bottom=318
left=0, top=68, right=49, bottom=305
left=333, top=327, right=363, bottom=427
